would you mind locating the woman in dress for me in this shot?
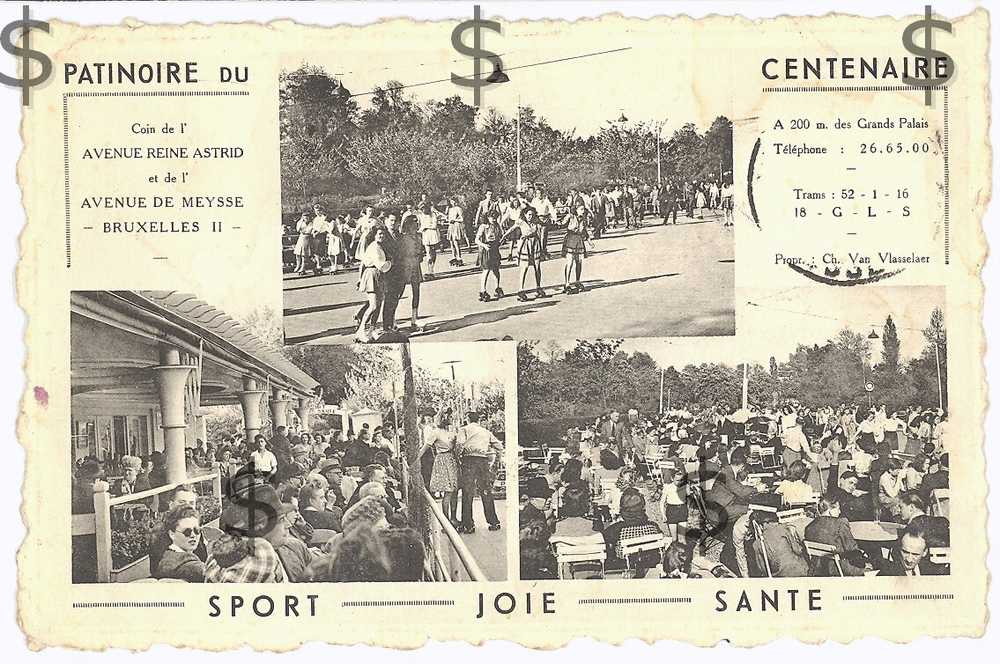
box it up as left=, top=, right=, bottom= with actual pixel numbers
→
left=475, top=208, right=503, bottom=302
left=417, top=202, right=443, bottom=279
left=500, top=206, right=548, bottom=302
left=446, top=198, right=466, bottom=267
left=500, top=195, right=523, bottom=261
left=419, top=407, right=460, bottom=526
left=310, top=204, right=328, bottom=274
left=561, top=203, right=589, bottom=294
left=327, top=215, right=345, bottom=274
left=397, top=215, right=426, bottom=331
left=293, top=212, right=313, bottom=275
left=721, top=178, right=735, bottom=228
left=355, top=226, right=392, bottom=343
left=695, top=185, right=707, bottom=219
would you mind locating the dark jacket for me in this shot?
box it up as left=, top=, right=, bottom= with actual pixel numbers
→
left=154, top=548, right=205, bottom=582
left=919, top=471, right=949, bottom=504
left=301, top=506, right=343, bottom=533
left=751, top=523, right=810, bottom=578
left=877, top=557, right=947, bottom=576
left=149, top=529, right=208, bottom=573
left=803, top=515, right=865, bottom=576
left=706, top=465, right=757, bottom=514
left=342, top=440, right=374, bottom=469
left=276, top=536, right=314, bottom=582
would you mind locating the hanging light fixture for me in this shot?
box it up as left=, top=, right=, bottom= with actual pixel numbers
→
left=485, top=61, right=510, bottom=84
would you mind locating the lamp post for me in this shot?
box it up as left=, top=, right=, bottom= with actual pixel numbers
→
left=442, top=360, right=464, bottom=422
left=655, top=120, right=668, bottom=184
left=515, top=95, right=521, bottom=190
left=865, top=329, right=880, bottom=408
left=934, top=330, right=944, bottom=411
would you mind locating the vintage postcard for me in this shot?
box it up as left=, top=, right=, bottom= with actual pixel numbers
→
left=13, top=4, right=990, bottom=650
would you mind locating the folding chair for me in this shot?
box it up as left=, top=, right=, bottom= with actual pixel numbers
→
left=928, top=546, right=951, bottom=567
left=751, top=520, right=773, bottom=578
left=804, top=540, right=845, bottom=577
left=785, top=493, right=821, bottom=510
left=615, top=532, right=667, bottom=579
left=522, top=446, right=546, bottom=465
left=550, top=534, right=607, bottom=579
left=931, top=488, right=950, bottom=519
left=758, top=446, right=781, bottom=472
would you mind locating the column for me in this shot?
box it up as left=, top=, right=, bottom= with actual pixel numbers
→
left=195, top=411, right=208, bottom=443
left=153, top=345, right=195, bottom=485
left=238, top=377, right=266, bottom=445
left=294, top=397, right=311, bottom=432
left=270, top=388, right=292, bottom=431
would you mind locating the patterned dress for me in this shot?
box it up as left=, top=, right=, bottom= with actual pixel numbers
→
left=427, top=428, right=459, bottom=492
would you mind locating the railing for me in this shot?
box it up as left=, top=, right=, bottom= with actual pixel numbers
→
left=422, top=487, right=488, bottom=582
left=72, top=467, right=222, bottom=583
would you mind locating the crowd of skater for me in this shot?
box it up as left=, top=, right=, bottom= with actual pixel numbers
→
left=284, top=176, right=734, bottom=342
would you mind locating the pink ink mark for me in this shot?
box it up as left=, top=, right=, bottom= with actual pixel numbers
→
left=33, top=386, right=48, bottom=408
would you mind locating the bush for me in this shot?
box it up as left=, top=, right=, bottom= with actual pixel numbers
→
left=519, top=416, right=598, bottom=446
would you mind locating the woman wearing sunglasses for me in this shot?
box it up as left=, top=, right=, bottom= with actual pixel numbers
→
left=154, top=505, right=206, bottom=582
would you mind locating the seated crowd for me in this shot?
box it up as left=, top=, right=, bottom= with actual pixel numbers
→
left=138, top=423, right=423, bottom=583
left=519, top=402, right=951, bottom=580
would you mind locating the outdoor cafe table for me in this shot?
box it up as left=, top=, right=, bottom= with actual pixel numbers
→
left=851, top=520, right=902, bottom=573
left=850, top=520, right=903, bottom=543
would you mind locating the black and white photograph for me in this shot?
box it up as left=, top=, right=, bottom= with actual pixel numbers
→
left=517, top=287, right=950, bottom=580
left=279, top=60, right=735, bottom=345
left=70, top=291, right=510, bottom=584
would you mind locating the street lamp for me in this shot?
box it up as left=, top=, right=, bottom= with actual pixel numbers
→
left=655, top=119, right=668, bottom=184
left=485, top=61, right=509, bottom=84
left=441, top=360, right=465, bottom=423
left=865, top=330, right=879, bottom=408
left=441, top=360, right=462, bottom=382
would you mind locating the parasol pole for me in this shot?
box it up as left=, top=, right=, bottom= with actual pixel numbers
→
left=741, top=362, right=749, bottom=410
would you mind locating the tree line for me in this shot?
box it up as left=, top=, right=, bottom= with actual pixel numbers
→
left=518, top=307, right=948, bottom=423
left=279, top=64, right=733, bottom=214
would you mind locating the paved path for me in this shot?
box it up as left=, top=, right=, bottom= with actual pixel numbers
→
left=458, top=497, right=507, bottom=581
left=283, top=212, right=734, bottom=344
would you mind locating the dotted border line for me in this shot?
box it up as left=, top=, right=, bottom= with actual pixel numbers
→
left=62, top=94, right=70, bottom=268
left=944, top=87, right=950, bottom=264
left=578, top=597, right=692, bottom=605
left=61, top=90, right=250, bottom=267
left=762, top=85, right=947, bottom=93
left=72, top=601, right=185, bottom=608
left=341, top=600, right=455, bottom=608
left=843, top=593, right=954, bottom=602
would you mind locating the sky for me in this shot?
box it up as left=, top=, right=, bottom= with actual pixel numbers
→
left=283, top=15, right=736, bottom=138
left=617, top=285, right=945, bottom=369
left=409, top=341, right=510, bottom=385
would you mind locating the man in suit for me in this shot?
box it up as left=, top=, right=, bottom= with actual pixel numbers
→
left=298, top=484, right=343, bottom=532
left=380, top=214, right=405, bottom=333
left=899, top=492, right=950, bottom=546
left=878, top=524, right=946, bottom=576
left=825, top=470, right=871, bottom=521
left=600, top=412, right=627, bottom=460
left=705, top=447, right=758, bottom=523
left=919, top=454, right=949, bottom=504
left=659, top=180, right=679, bottom=225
